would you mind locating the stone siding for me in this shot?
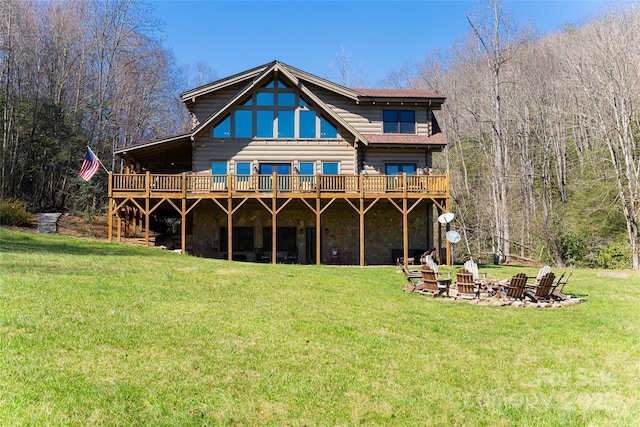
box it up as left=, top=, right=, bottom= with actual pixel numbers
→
left=191, top=199, right=434, bottom=265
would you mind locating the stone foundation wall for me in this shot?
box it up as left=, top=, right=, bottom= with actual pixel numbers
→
left=191, top=199, right=435, bottom=265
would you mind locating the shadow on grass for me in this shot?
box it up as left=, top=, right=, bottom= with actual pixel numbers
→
left=0, top=230, right=157, bottom=257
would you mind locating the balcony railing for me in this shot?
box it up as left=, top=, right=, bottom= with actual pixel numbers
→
left=110, top=172, right=448, bottom=197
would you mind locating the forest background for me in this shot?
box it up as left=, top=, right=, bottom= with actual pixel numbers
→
left=0, top=0, right=638, bottom=270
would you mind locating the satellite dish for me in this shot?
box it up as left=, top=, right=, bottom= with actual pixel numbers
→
left=446, top=230, right=461, bottom=244
left=438, top=212, right=455, bottom=224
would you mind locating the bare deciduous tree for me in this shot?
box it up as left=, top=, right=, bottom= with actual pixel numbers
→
left=561, top=8, right=640, bottom=268
left=326, top=45, right=368, bottom=88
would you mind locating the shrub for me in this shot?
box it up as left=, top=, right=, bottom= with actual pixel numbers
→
left=0, top=199, right=32, bottom=226
left=596, top=240, right=632, bottom=269
left=559, top=232, right=589, bottom=266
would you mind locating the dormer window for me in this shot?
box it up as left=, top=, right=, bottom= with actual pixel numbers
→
left=383, top=110, right=415, bottom=134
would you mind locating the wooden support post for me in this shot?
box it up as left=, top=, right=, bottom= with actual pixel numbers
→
left=402, top=173, right=408, bottom=267
left=117, top=212, right=122, bottom=242
left=359, top=197, right=365, bottom=266
left=181, top=173, right=187, bottom=255
left=181, top=199, right=187, bottom=255
left=272, top=196, right=277, bottom=265
left=403, top=198, right=408, bottom=267
left=107, top=172, right=113, bottom=242
left=145, top=197, right=150, bottom=247
left=227, top=197, right=233, bottom=261
left=144, top=171, right=150, bottom=247
left=316, top=197, right=321, bottom=265
left=108, top=202, right=113, bottom=242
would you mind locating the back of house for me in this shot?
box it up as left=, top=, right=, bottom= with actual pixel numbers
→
left=112, top=60, right=449, bottom=265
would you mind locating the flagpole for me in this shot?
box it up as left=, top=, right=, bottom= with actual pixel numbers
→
left=88, top=145, right=110, bottom=173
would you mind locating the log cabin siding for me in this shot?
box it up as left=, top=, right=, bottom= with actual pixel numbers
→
left=189, top=83, right=248, bottom=126
left=359, top=148, right=431, bottom=173
left=306, top=85, right=434, bottom=136
left=192, top=136, right=357, bottom=174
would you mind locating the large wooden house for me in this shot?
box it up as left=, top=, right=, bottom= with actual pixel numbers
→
left=110, top=61, right=450, bottom=265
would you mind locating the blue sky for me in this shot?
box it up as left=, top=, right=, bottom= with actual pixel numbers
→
left=151, top=0, right=617, bottom=86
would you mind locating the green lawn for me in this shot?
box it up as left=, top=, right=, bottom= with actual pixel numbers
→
left=1, top=228, right=639, bottom=426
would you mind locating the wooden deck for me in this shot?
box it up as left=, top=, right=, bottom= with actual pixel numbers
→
left=110, top=172, right=448, bottom=198
left=108, top=172, right=451, bottom=266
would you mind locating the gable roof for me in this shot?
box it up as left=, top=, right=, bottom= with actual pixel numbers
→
left=180, top=60, right=362, bottom=105
left=117, top=60, right=447, bottom=162
left=187, top=61, right=369, bottom=145
left=181, top=61, right=446, bottom=108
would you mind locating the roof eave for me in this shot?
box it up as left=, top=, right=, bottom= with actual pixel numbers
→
left=179, top=61, right=275, bottom=102
left=114, top=133, right=192, bottom=156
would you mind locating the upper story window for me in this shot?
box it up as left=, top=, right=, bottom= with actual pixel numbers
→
left=212, top=79, right=338, bottom=140
left=383, top=110, right=415, bottom=134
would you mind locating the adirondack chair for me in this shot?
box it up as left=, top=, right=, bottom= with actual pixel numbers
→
left=552, top=270, right=573, bottom=300
left=524, top=272, right=556, bottom=302
left=455, top=268, right=479, bottom=299
left=500, top=272, right=529, bottom=301
left=415, top=267, right=449, bottom=298
left=463, top=259, right=487, bottom=282
left=400, top=264, right=422, bottom=293
left=529, top=265, right=551, bottom=286
left=421, top=254, right=452, bottom=285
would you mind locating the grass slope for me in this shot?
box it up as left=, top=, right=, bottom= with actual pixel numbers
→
left=1, top=229, right=639, bottom=426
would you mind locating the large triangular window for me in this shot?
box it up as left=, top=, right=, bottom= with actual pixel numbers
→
left=213, top=79, right=337, bottom=140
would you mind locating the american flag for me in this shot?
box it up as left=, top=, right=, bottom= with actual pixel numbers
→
left=78, top=147, right=101, bottom=181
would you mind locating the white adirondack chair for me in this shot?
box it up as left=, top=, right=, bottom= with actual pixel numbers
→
left=530, top=265, right=552, bottom=286
left=463, top=259, right=486, bottom=282
left=421, top=254, right=451, bottom=283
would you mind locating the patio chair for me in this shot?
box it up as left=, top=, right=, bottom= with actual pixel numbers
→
left=528, top=265, right=551, bottom=286
left=463, top=259, right=487, bottom=282
left=400, top=264, right=422, bottom=292
left=524, top=272, right=556, bottom=302
left=500, top=272, right=529, bottom=301
left=455, top=268, right=479, bottom=299
left=552, top=270, right=573, bottom=300
left=421, top=254, right=452, bottom=284
left=415, top=267, right=449, bottom=298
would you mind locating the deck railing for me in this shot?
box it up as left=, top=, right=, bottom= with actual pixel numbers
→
left=110, top=172, right=448, bottom=196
